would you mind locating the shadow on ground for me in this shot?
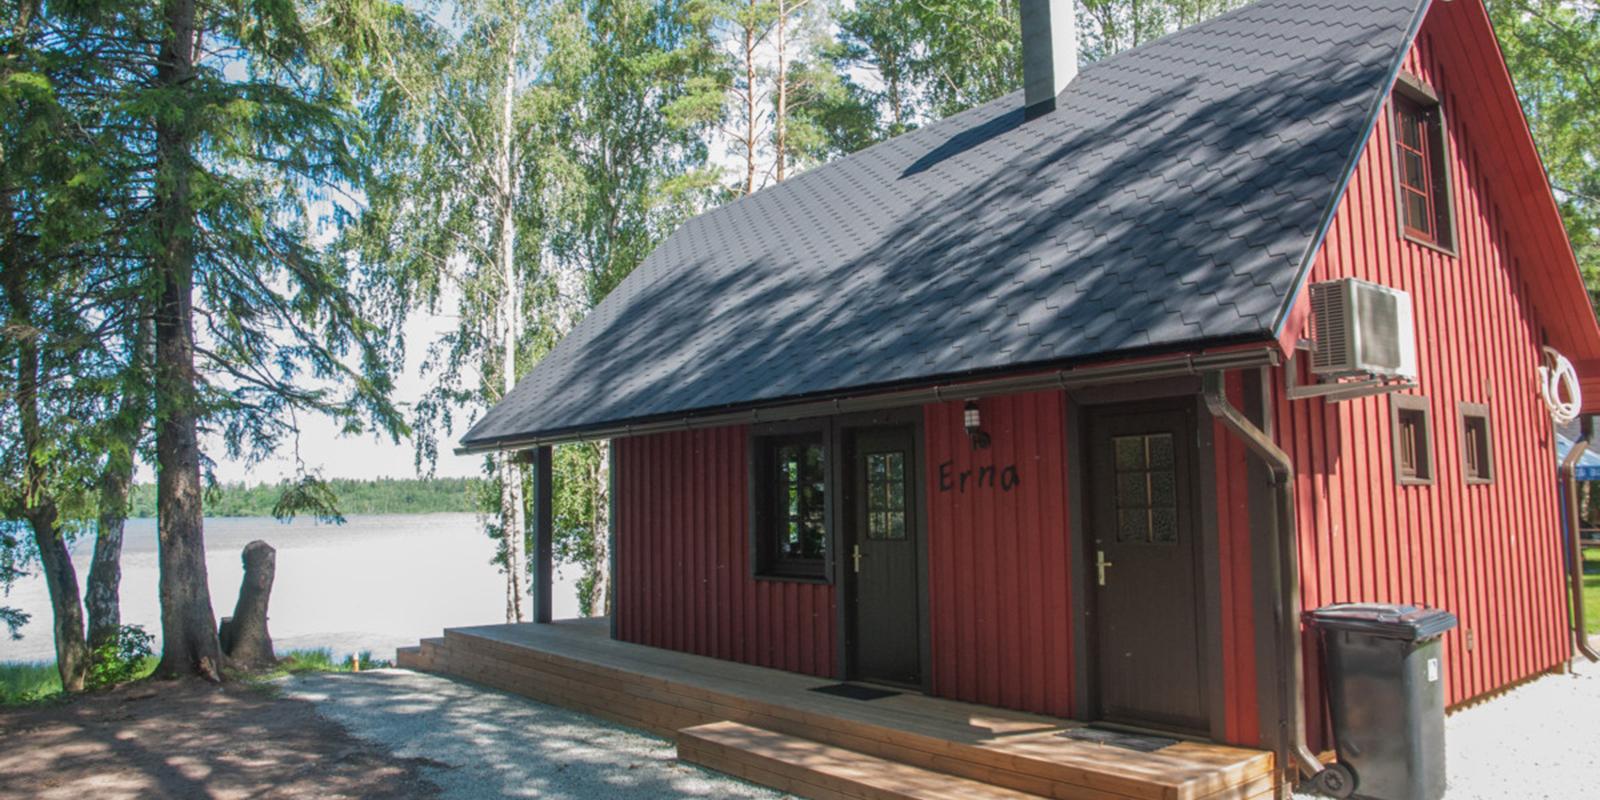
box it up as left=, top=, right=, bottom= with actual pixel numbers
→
left=0, top=679, right=440, bottom=800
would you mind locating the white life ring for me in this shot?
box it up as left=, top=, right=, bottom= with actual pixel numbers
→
left=1539, top=346, right=1582, bottom=425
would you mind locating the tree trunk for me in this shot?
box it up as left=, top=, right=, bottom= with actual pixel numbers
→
left=2, top=237, right=89, bottom=692
left=152, top=0, right=222, bottom=682
left=774, top=1, right=788, bottom=183
left=29, top=512, right=90, bottom=692
left=886, top=52, right=903, bottom=135
left=499, top=453, right=528, bottom=622
left=742, top=16, right=758, bottom=195
left=86, top=458, right=131, bottom=650
left=496, top=24, right=528, bottom=624
left=87, top=319, right=150, bottom=650
left=589, top=442, right=610, bottom=617
left=220, top=540, right=277, bottom=669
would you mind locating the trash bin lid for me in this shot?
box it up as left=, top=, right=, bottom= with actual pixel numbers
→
left=1306, top=603, right=1459, bottom=641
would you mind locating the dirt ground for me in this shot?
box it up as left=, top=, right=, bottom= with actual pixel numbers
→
left=0, top=679, right=441, bottom=800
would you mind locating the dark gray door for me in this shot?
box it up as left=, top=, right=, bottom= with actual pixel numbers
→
left=1086, top=403, right=1209, bottom=734
left=848, top=426, right=921, bottom=686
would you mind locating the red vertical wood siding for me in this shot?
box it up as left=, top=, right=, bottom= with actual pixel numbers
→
left=613, top=426, right=838, bottom=678
left=924, top=391, right=1074, bottom=718
left=1233, top=0, right=1570, bottom=739
left=1213, top=372, right=1261, bottom=746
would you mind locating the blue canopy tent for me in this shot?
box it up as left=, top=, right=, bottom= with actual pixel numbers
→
left=1556, top=434, right=1600, bottom=481
left=1557, top=434, right=1600, bottom=564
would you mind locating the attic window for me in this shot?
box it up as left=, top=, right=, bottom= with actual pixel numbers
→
left=1392, top=78, right=1455, bottom=251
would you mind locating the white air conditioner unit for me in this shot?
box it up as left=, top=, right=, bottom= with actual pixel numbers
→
left=1309, top=278, right=1417, bottom=380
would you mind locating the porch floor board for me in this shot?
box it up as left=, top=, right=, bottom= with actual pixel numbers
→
left=397, top=618, right=1274, bottom=800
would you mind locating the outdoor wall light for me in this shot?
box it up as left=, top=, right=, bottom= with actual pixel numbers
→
left=964, top=400, right=991, bottom=450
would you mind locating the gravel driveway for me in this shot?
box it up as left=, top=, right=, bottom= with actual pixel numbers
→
left=1296, top=657, right=1600, bottom=799
left=282, top=670, right=784, bottom=800
left=288, top=660, right=1597, bottom=800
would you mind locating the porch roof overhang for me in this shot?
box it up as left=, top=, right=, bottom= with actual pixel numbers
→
left=455, top=344, right=1282, bottom=454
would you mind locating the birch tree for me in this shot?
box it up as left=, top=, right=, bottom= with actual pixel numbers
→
left=542, top=0, right=721, bottom=616
left=770, top=0, right=842, bottom=180
left=352, top=0, right=567, bottom=623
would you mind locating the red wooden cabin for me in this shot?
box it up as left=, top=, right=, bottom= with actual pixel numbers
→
left=454, top=0, right=1600, bottom=792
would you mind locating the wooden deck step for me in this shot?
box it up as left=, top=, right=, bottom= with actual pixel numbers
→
left=679, top=721, right=1046, bottom=800
left=397, top=622, right=1278, bottom=800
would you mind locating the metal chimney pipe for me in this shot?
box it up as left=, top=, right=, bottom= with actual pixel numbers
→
left=1020, top=0, right=1079, bottom=117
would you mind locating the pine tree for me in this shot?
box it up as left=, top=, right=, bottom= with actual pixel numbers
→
left=70, top=0, right=408, bottom=679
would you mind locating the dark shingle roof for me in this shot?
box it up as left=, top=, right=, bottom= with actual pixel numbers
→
left=463, top=0, right=1429, bottom=450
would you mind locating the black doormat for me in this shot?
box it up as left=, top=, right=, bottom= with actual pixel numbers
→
left=808, top=683, right=901, bottom=701
left=1057, top=726, right=1179, bottom=753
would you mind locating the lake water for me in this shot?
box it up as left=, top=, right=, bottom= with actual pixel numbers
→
left=0, top=513, right=583, bottom=664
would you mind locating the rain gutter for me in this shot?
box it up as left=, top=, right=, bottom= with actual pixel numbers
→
left=1563, top=415, right=1598, bottom=662
left=1202, top=370, right=1325, bottom=784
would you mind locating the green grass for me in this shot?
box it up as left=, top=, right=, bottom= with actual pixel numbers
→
left=1583, top=548, right=1599, bottom=636
left=0, top=661, right=64, bottom=706
left=2, top=649, right=387, bottom=707
left=0, top=656, right=160, bottom=707
left=277, top=648, right=392, bottom=673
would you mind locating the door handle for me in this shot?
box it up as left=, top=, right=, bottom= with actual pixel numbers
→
left=853, top=544, right=862, bottom=573
left=1096, top=550, right=1114, bottom=586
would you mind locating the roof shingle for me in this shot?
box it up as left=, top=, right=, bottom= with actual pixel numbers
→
left=463, top=0, right=1429, bottom=449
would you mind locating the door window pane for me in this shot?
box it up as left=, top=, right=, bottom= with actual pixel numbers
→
left=1109, top=433, right=1179, bottom=545
left=866, top=451, right=907, bottom=540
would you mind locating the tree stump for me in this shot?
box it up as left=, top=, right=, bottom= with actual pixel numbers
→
left=220, top=540, right=277, bottom=669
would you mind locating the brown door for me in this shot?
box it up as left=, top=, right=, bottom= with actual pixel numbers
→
left=847, top=425, right=922, bottom=687
left=1086, top=403, right=1208, bottom=734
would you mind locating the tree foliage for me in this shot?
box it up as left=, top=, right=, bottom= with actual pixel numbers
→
left=6, top=0, right=1600, bottom=646
left=2, top=0, right=148, bottom=689
left=3, top=0, right=409, bottom=682
left=1488, top=0, right=1600, bottom=308
left=125, top=477, right=480, bottom=518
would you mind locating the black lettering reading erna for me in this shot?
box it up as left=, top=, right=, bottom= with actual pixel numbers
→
left=937, top=461, right=1020, bottom=493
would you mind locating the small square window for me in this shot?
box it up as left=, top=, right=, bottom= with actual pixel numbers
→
left=1391, top=395, right=1433, bottom=485
left=1392, top=77, right=1455, bottom=251
left=1461, top=403, right=1493, bottom=484
left=753, top=430, right=829, bottom=579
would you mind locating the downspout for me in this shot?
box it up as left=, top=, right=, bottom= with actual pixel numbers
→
left=1563, top=415, right=1598, bottom=662
left=1201, top=371, right=1324, bottom=783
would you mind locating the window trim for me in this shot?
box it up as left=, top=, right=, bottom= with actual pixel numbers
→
left=1459, top=402, right=1494, bottom=485
left=1391, top=394, right=1435, bottom=486
left=749, top=420, right=834, bottom=583
left=1391, top=73, right=1458, bottom=256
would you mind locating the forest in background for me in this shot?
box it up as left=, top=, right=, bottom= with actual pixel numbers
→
left=124, top=479, right=480, bottom=519
left=4, top=0, right=1599, bottom=690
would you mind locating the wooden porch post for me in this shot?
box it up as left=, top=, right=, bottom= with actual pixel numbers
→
left=533, top=445, right=554, bottom=624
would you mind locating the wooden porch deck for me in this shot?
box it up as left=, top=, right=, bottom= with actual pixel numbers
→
left=396, top=619, right=1274, bottom=800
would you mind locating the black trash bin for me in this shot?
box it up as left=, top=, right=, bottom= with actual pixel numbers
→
left=1306, top=603, right=1458, bottom=800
